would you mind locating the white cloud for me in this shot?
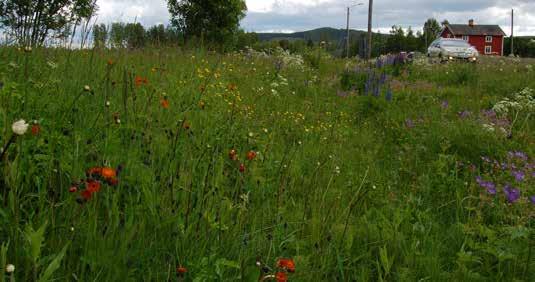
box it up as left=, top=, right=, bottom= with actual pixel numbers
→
left=95, top=0, right=535, bottom=36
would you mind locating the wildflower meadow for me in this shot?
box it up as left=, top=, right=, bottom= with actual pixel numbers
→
left=0, top=46, right=534, bottom=281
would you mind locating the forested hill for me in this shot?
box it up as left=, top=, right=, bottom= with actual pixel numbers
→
left=257, top=27, right=387, bottom=42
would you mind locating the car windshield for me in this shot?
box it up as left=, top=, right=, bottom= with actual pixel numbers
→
left=441, top=41, right=470, bottom=47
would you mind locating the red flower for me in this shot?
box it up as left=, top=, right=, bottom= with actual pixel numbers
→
left=86, top=180, right=101, bottom=193
left=275, top=272, right=288, bottom=282
left=246, top=151, right=257, bottom=161
left=277, top=258, right=295, bottom=273
left=81, top=189, right=93, bottom=200
left=69, top=186, right=78, bottom=193
left=31, top=124, right=40, bottom=136
left=239, top=163, right=246, bottom=173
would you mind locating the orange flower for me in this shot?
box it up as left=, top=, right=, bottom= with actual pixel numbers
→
left=101, top=167, right=117, bottom=179
left=86, top=180, right=101, bottom=193
left=107, top=59, right=114, bottom=66
left=176, top=266, right=187, bottom=275
left=229, top=149, right=237, bottom=161
left=246, top=151, right=257, bottom=161
left=107, top=178, right=119, bottom=186
left=161, top=98, right=170, bottom=109
left=87, top=167, right=103, bottom=177
left=31, top=124, right=40, bottom=136
left=277, top=258, right=295, bottom=273
left=135, top=76, right=148, bottom=87
left=275, top=272, right=288, bottom=282
left=227, top=83, right=237, bottom=91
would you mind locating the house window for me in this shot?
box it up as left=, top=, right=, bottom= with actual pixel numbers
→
left=485, top=36, right=493, bottom=43
left=485, top=46, right=492, bottom=54
left=447, top=34, right=452, bottom=38
left=462, top=35, right=469, bottom=41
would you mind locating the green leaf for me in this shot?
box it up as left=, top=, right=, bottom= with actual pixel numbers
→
left=38, top=243, right=69, bottom=282
left=25, top=222, right=47, bottom=264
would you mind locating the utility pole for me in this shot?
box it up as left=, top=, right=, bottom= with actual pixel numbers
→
left=346, top=7, right=350, bottom=58
left=510, top=9, right=514, bottom=56
left=367, top=0, right=373, bottom=60
left=345, top=3, right=363, bottom=59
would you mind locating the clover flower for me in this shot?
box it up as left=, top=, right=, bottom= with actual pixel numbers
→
left=12, top=119, right=29, bottom=135
left=5, top=264, right=14, bottom=273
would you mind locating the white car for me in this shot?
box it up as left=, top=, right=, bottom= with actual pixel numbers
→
left=428, top=38, right=478, bottom=62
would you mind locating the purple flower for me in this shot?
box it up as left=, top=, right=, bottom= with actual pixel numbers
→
left=504, top=185, right=521, bottom=203
left=514, top=151, right=528, bottom=161
left=530, top=196, right=535, bottom=205
left=405, top=119, right=415, bottom=129
left=475, top=176, right=483, bottom=184
left=486, top=186, right=497, bottom=195
left=458, top=110, right=472, bottom=119
left=511, top=170, right=525, bottom=182
left=441, top=100, right=449, bottom=110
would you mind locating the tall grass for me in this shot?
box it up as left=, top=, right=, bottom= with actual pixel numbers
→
left=0, top=47, right=534, bottom=281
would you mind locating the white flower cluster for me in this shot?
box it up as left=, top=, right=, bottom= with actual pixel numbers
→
left=272, top=47, right=305, bottom=70
left=270, top=74, right=289, bottom=96
left=493, top=87, right=535, bottom=116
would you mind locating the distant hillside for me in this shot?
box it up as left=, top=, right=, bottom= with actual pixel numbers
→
left=257, top=27, right=384, bottom=43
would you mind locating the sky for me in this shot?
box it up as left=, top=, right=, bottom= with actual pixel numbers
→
left=96, top=0, right=535, bottom=36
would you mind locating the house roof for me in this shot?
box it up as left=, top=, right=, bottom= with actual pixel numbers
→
left=445, top=24, right=506, bottom=36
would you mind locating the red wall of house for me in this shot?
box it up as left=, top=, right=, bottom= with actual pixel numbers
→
left=440, top=29, right=503, bottom=56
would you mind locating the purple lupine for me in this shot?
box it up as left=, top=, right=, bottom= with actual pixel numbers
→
left=372, top=83, right=380, bottom=97
left=511, top=170, right=525, bottom=182
left=385, top=88, right=393, bottom=102
left=441, top=100, right=449, bottom=110
left=504, top=185, right=521, bottom=203
left=530, top=196, right=535, bottom=205
left=380, top=72, right=387, bottom=84
left=376, top=58, right=384, bottom=68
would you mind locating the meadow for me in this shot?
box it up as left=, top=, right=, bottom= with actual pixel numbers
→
left=0, top=46, right=534, bottom=281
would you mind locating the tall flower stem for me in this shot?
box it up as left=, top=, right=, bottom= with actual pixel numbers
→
left=0, top=134, right=15, bottom=162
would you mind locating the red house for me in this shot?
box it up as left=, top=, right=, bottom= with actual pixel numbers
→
left=440, top=20, right=506, bottom=56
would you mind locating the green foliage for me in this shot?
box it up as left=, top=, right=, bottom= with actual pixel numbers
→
left=167, top=0, right=247, bottom=45
left=92, top=23, right=107, bottom=49
left=0, top=0, right=98, bottom=46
